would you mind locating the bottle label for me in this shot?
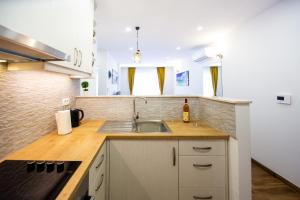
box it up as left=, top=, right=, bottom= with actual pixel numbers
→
left=183, top=112, right=189, bottom=122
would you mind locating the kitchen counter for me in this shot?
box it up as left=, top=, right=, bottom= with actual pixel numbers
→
left=3, top=120, right=229, bottom=200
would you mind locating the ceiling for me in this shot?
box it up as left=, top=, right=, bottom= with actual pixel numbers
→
left=95, top=0, right=280, bottom=65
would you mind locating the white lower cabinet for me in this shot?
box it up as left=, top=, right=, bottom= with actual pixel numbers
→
left=109, top=140, right=178, bottom=200
left=89, top=142, right=106, bottom=200
left=179, top=140, right=227, bottom=200
left=88, top=139, right=227, bottom=200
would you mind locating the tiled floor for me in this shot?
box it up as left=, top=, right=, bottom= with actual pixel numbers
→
left=252, top=161, right=300, bottom=200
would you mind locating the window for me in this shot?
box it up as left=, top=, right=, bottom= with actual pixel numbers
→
left=133, top=68, right=160, bottom=95
left=203, top=66, right=223, bottom=96
left=203, top=67, right=214, bottom=96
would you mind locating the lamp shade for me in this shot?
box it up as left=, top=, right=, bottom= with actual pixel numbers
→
left=133, top=50, right=141, bottom=63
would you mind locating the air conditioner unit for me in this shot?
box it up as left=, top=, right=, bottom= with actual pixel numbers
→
left=192, top=47, right=217, bottom=62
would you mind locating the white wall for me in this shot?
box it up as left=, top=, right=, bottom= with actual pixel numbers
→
left=97, top=50, right=120, bottom=95
left=222, top=0, right=300, bottom=187
left=120, top=67, right=130, bottom=95
left=164, top=67, right=175, bottom=95
left=174, top=59, right=203, bottom=95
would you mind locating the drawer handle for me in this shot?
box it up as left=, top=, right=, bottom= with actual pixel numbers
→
left=74, top=48, right=78, bottom=66
left=193, top=195, right=213, bottom=199
left=172, top=147, right=176, bottom=166
left=96, top=154, right=104, bottom=169
left=92, top=52, right=95, bottom=67
left=78, top=50, right=82, bottom=67
left=193, top=147, right=212, bottom=151
left=193, top=163, right=213, bottom=168
left=95, top=173, right=104, bottom=192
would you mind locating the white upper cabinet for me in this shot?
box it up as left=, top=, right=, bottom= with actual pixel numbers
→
left=0, top=0, right=94, bottom=74
left=73, top=0, right=94, bottom=73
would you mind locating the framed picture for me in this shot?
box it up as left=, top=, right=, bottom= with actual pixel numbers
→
left=111, top=69, right=119, bottom=84
left=176, top=71, right=189, bottom=86
left=108, top=70, right=112, bottom=79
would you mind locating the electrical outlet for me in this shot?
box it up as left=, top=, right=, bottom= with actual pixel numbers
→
left=62, top=98, right=70, bottom=106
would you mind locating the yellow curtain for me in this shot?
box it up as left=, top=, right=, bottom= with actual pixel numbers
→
left=128, top=67, right=136, bottom=95
left=156, top=67, right=165, bottom=95
left=210, top=66, right=218, bottom=96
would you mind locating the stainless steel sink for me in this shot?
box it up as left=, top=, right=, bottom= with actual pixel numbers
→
left=98, top=120, right=171, bottom=133
left=135, top=120, right=171, bottom=133
left=98, top=121, right=133, bottom=133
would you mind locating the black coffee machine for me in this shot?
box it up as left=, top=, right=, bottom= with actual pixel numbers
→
left=70, top=109, right=84, bottom=127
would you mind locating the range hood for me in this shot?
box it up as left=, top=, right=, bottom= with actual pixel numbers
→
left=0, top=25, right=70, bottom=62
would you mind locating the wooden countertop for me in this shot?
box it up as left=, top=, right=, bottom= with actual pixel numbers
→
left=4, top=120, right=229, bottom=199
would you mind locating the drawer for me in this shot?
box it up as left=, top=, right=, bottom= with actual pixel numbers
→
left=180, top=187, right=226, bottom=200
left=94, top=168, right=106, bottom=200
left=91, top=142, right=106, bottom=173
left=89, top=142, right=106, bottom=196
left=179, top=156, right=226, bottom=187
left=179, top=140, right=225, bottom=156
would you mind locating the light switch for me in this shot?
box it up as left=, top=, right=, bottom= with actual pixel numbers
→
left=276, top=94, right=291, bottom=105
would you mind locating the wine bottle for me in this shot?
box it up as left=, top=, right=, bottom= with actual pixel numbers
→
left=183, top=98, right=190, bottom=123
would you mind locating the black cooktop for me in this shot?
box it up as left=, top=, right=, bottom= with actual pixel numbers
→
left=0, top=160, right=81, bottom=200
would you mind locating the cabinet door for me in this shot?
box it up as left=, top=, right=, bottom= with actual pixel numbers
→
left=94, top=167, right=106, bottom=200
left=109, top=140, right=179, bottom=200
left=89, top=142, right=106, bottom=199
left=0, top=0, right=55, bottom=43
left=0, top=0, right=76, bottom=69
left=0, top=0, right=93, bottom=72
left=74, top=0, right=94, bottom=73
left=43, top=0, right=78, bottom=69
left=47, top=0, right=78, bottom=69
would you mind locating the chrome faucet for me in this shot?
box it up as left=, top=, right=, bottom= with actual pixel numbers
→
left=132, top=97, right=147, bottom=132
left=133, top=97, right=148, bottom=121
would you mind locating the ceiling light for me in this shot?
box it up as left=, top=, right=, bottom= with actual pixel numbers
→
left=196, top=26, right=204, bottom=31
left=176, top=46, right=181, bottom=50
left=125, top=27, right=132, bottom=32
left=133, top=50, right=141, bottom=63
left=129, top=47, right=134, bottom=51
left=133, top=26, right=142, bottom=63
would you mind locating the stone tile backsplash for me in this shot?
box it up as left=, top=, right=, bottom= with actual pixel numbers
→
left=198, top=98, right=236, bottom=136
left=76, top=96, right=237, bottom=136
left=76, top=97, right=200, bottom=121
left=75, top=97, right=133, bottom=120
left=136, top=97, right=199, bottom=120
left=0, top=74, right=238, bottom=160
left=0, top=71, right=79, bottom=159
